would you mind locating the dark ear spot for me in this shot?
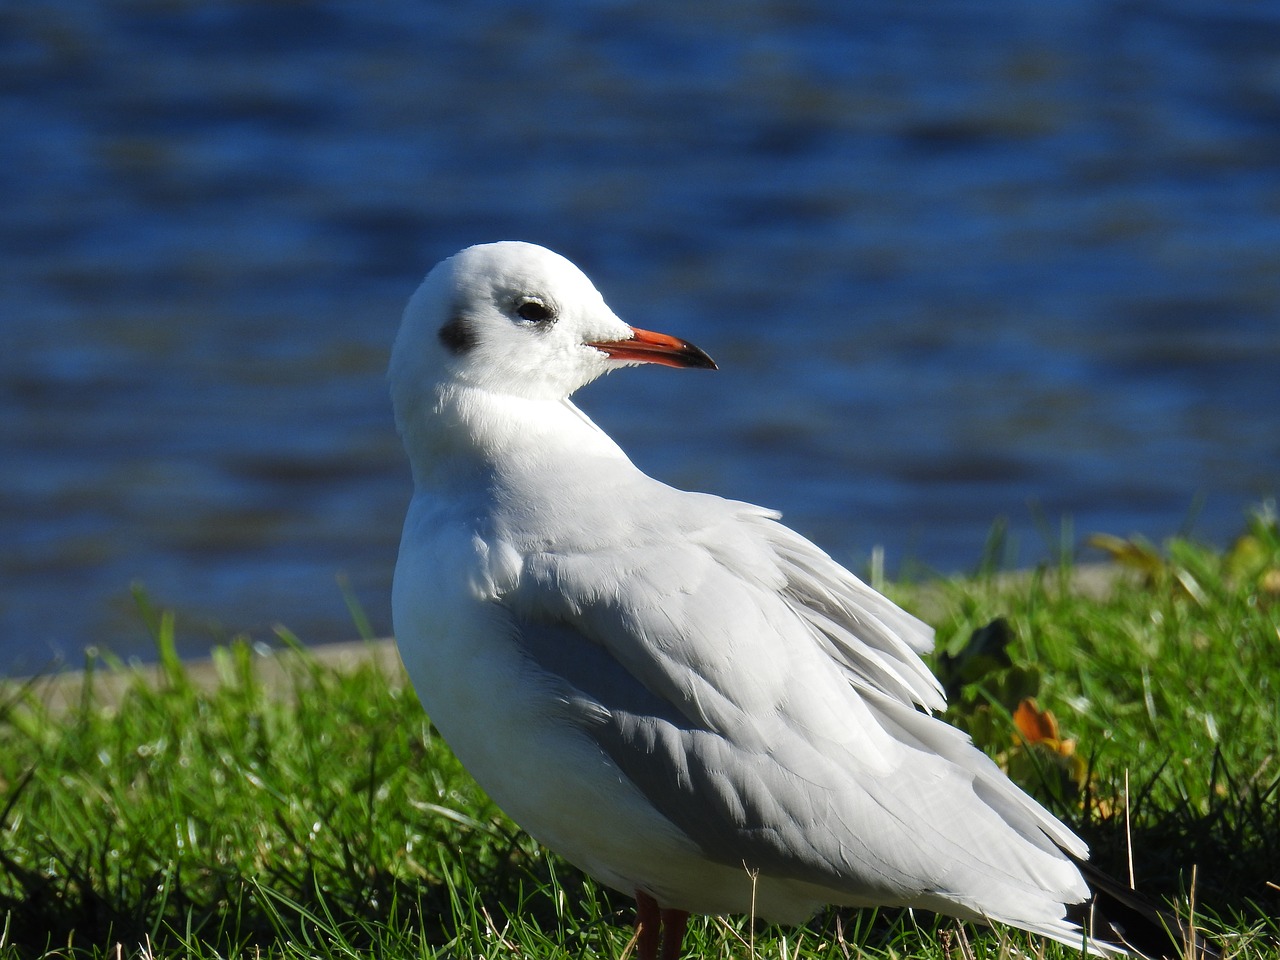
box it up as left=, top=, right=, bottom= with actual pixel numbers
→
left=438, top=314, right=476, bottom=354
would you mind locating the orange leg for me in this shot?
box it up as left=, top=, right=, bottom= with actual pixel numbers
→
left=635, top=890, right=661, bottom=960
left=659, top=906, right=689, bottom=960
left=634, top=890, right=690, bottom=960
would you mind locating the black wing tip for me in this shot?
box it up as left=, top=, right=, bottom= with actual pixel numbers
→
left=1069, top=857, right=1222, bottom=960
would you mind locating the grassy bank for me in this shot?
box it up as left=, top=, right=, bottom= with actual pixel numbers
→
left=2, top=515, right=1278, bottom=959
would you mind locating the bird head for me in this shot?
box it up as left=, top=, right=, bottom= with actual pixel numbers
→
left=390, top=242, right=716, bottom=417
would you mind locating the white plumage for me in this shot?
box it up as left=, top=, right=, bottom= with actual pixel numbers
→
left=389, top=241, right=1116, bottom=959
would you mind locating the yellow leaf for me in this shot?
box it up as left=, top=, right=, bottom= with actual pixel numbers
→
left=1086, top=533, right=1165, bottom=576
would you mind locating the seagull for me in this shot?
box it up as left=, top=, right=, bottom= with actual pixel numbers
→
left=389, top=242, right=1191, bottom=960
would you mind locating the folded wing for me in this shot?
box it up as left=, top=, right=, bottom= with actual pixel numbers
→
left=505, top=494, right=1090, bottom=929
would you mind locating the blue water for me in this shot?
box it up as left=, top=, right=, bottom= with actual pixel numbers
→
left=3, top=1, right=1279, bottom=674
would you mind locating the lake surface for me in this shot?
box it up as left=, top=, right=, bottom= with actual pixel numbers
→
left=3, top=0, right=1279, bottom=674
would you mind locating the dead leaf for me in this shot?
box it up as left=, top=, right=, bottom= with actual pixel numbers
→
left=1013, top=697, right=1060, bottom=745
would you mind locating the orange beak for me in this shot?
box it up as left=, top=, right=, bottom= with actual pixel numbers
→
left=587, top=326, right=717, bottom=370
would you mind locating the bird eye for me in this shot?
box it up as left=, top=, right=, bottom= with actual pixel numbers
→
left=514, top=298, right=555, bottom=325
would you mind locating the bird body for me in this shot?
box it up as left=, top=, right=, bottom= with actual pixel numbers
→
left=390, top=242, right=1123, bottom=957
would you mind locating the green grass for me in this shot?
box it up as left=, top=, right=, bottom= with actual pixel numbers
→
left=1, top=510, right=1278, bottom=959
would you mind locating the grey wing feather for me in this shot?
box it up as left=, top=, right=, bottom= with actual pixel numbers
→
left=746, top=513, right=946, bottom=712
left=520, top=613, right=1087, bottom=919
left=508, top=499, right=1087, bottom=920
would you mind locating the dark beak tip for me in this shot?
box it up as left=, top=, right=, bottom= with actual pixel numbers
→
left=681, top=340, right=718, bottom=370
left=671, top=344, right=718, bottom=371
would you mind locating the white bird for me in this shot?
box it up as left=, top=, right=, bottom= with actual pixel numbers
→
left=389, top=242, right=1172, bottom=960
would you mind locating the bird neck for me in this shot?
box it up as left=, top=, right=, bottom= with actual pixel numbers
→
left=400, top=382, right=631, bottom=493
